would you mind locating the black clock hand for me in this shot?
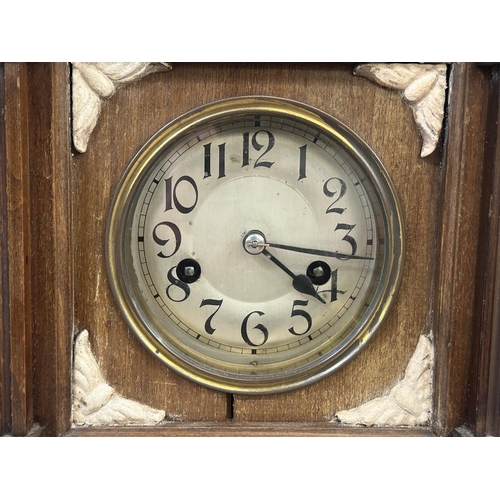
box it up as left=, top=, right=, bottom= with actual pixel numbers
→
left=263, top=242, right=374, bottom=261
left=262, top=248, right=326, bottom=304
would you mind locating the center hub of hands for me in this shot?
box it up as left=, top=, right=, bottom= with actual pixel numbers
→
left=243, top=230, right=267, bottom=255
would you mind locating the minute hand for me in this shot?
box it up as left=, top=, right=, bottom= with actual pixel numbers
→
left=265, top=242, right=374, bottom=261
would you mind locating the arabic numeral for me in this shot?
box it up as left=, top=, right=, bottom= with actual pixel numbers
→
left=166, top=266, right=190, bottom=302
left=242, top=130, right=275, bottom=169
left=203, top=143, right=226, bottom=179
left=288, top=300, right=312, bottom=336
left=298, top=144, right=307, bottom=180
left=335, top=223, right=357, bottom=256
left=152, top=221, right=181, bottom=258
left=165, top=175, right=198, bottom=213
left=199, top=299, right=223, bottom=335
left=241, top=311, right=269, bottom=347
left=323, top=177, right=347, bottom=215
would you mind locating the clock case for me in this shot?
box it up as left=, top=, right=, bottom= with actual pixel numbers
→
left=1, top=62, right=499, bottom=436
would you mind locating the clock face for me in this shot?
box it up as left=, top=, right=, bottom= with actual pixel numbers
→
left=107, top=96, right=404, bottom=393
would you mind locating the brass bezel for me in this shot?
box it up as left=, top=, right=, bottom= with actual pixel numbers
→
left=106, top=96, right=405, bottom=394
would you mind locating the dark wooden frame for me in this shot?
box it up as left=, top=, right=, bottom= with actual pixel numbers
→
left=1, top=63, right=72, bottom=437
left=466, top=66, right=500, bottom=437
left=1, top=62, right=498, bottom=436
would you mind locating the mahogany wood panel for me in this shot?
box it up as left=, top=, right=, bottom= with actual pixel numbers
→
left=0, top=63, right=10, bottom=434
left=1, top=63, right=34, bottom=436
left=27, top=63, right=73, bottom=436
left=467, top=67, right=500, bottom=436
left=432, top=63, right=490, bottom=435
left=73, top=63, right=440, bottom=424
left=68, top=421, right=434, bottom=437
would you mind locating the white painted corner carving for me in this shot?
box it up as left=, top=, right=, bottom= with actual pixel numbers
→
left=335, top=334, right=433, bottom=427
left=72, top=62, right=172, bottom=153
left=72, top=329, right=166, bottom=426
left=354, top=63, right=447, bottom=157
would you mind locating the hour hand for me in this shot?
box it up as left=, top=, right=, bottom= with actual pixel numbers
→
left=243, top=230, right=325, bottom=304
left=262, top=249, right=326, bottom=304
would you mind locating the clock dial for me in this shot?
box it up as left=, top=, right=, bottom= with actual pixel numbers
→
left=107, top=97, right=404, bottom=393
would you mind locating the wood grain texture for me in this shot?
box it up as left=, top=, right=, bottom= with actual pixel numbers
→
left=2, top=63, right=34, bottom=435
left=0, top=63, right=10, bottom=434
left=73, top=63, right=440, bottom=425
left=467, top=67, right=500, bottom=436
left=27, top=63, right=73, bottom=436
left=432, top=63, right=491, bottom=435
left=67, top=421, right=434, bottom=437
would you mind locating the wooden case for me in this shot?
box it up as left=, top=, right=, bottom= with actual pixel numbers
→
left=1, top=62, right=498, bottom=436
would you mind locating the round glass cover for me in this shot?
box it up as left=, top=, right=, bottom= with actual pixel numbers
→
left=106, top=96, right=405, bottom=394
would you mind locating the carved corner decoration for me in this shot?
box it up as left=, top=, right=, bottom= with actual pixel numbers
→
left=72, top=329, right=166, bottom=426
left=72, top=62, right=172, bottom=153
left=334, top=334, right=433, bottom=427
left=354, top=63, right=447, bottom=157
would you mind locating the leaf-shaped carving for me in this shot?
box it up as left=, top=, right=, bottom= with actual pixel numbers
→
left=72, top=330, right=166, bottom=426
left=72, top=62, right=172, bottom=153
left=354, top=63, right=447, bottom=157
left=335, top=335, right=433, bottom=427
